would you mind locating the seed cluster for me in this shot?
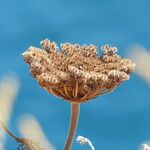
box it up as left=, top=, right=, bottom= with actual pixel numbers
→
left=22, top=39, right=135, bottom=103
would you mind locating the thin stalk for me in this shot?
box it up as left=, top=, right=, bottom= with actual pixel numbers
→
left=64, top=102, right=80, bottom=150
left=0, top=120, right=19, bottom=142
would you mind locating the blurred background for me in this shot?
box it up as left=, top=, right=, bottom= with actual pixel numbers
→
left=0, top=0, right=150, bottom=149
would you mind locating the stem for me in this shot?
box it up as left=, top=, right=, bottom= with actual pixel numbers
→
left=0, top=120, right=19, bottom=142
left=64, top=102, right=80, bottom=150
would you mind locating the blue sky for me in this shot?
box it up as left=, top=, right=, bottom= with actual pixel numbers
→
left=0, top=0, right=150, bottom=149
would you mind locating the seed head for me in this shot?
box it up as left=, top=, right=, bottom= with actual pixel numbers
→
left=22, top=39, right=135, bottom=103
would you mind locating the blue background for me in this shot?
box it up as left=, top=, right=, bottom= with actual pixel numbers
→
left=0, top=0, right=150, bottom=149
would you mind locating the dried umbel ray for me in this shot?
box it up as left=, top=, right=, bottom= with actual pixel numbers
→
left=22, top=39, right=135, bottom=150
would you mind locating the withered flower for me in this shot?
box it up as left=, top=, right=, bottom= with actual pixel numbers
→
left=22, top=39, right=135, bottom=150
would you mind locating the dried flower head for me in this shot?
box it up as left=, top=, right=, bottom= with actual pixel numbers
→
left=22, top=39, right=135, bottom=103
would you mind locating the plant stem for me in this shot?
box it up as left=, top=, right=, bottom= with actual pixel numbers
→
left=0, top=120, right=19, bottom=142
left=64, top=102, right=80, bottom=150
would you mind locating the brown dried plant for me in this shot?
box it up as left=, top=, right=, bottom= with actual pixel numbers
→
left=0, top=120, right=44, bottom=150
left=22, top=39, right=135, bottom=150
